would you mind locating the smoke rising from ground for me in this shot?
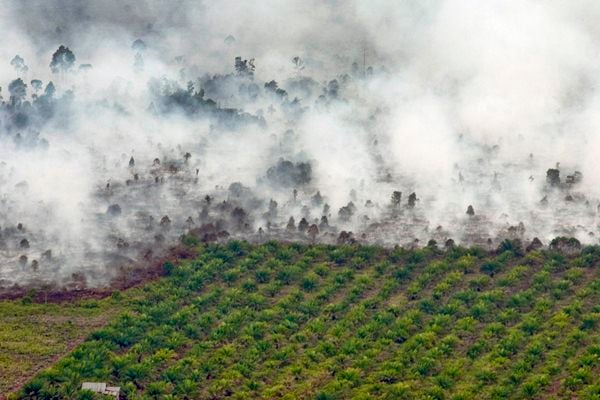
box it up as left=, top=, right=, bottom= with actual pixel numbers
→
left=1, top=0, right=600, bottom=289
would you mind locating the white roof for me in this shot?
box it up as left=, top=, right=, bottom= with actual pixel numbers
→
left=81, top=382, right=120, bottom=397
left=82, top=382, right=106, bottom=392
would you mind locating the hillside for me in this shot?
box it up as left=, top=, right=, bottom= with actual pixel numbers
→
left=12, top=240, right=600, bottom=399
left=0, top=298, right=122, bottom=396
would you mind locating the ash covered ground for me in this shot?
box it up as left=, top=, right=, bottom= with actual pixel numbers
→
left=1, top=0, right=600, bottom=289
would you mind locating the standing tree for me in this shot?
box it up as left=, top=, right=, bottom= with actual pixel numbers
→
left=235, top=56, right=255, bottom=76
left=319, top=215, right=329, bottom=230
left=10, top=55, right=28, bottom=73
left=327, top=79, right=339, bottom=98
left=546, top=168, right=560, bottom=187
left=30, top=79, right=43, bottom=95
left=44, top=81, right=56, bottom=97
left=8, top=78, right=27, bottom=106
left=131, top=39, right=146, bottom=73
left=292, top=56, right=305, bottom=74
left=134, top=53, right=144, bottom=72
left=391, top=191, right=402, bottom=207
left=286, top=217, right=296, bottom=231
left=50, top=45, right=76, bottom=74
left=311, top=191, right=323, bottom=206
left=298, top=217, right=309, bottom=232
left=308, top=224, right=319, bottom=243
left=131, top=39, right=147, bottom=52
left=407, top=192, right=418, bottom=208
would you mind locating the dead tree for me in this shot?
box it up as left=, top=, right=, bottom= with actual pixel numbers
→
left=286, top=217, right=296, bottom=231
left=308, top=224, right=319, bottom=242
left=391, top=191, right=402, bottom=207
left=407, top=192, right=417, bottom=208
left=298, top=217, right=309, bottom=232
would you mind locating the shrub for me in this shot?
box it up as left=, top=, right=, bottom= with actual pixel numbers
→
left=316, top=391, right=337, bottom=400
left=21, top=378, right=45, bottom=397
left=77, top=390, right=96, bottom=400
left=301, top=273, right=319, bottom=292
left=481, top=260, right=502, bottom=276
left=314, top=263, right=330, bottom=277
left=580, top=313, right=598, bottom=331
left=276, top=265, right=302, bottom=284
left=454, top=255, right=476, bottom=273
left=497, top=239, right=524, bottom=256
left=181, top=234, right=199, bottom=247
left=255, top=268, right=271, bottom=283
left=242, top=279, right=257, bottom=292
left=163, top=261, right=175, bottom=275
left=223, top=268, right=240, bottom=284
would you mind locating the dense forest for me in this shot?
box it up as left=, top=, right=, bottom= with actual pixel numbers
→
left=10, top=239, right=600, bottom=399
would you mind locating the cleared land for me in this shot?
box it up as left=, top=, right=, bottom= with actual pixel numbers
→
left=6, top=240, right=600, bottom=399
left=0, top=298, right=121, bottom=397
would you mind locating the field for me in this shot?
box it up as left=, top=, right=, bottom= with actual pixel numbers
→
left=0, top=296, right=122, bottom=396
left=6, top=239, right=600, bottom=399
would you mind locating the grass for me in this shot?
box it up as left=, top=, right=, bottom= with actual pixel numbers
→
left=0, top=297, right=123, bottom=396
left=6, top=240, right=600, bottom=399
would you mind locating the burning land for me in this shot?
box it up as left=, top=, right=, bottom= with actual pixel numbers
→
left=0, top=1, right=600, bottom=398
left=1, top=41, right=600, bottom=292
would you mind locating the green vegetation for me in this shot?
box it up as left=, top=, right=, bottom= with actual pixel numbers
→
left=0, top=296, right=122, bottom=395
left=10, top=241, right=600, bottom=399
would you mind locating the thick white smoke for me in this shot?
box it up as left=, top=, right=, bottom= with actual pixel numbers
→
left=1, top=0, right=600, bottom=289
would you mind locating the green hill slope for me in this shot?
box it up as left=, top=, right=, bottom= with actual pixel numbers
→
left=13, top=241, right=600, bottom=399
left=0, top=298, right=121, bottom=396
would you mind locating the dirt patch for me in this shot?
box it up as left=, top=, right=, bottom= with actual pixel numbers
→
left=0, top=244, right=198, bottom=303
left=0, top=314, right=113, bottom=398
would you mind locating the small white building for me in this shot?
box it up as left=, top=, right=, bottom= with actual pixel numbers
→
left=81, top=382, right=120, bottom=398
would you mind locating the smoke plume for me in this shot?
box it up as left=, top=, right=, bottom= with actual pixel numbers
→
left=1, top=0, right=600, bottom=289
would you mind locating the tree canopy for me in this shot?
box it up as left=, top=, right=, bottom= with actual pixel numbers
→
left=50, top=45, right=76, bottom=73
